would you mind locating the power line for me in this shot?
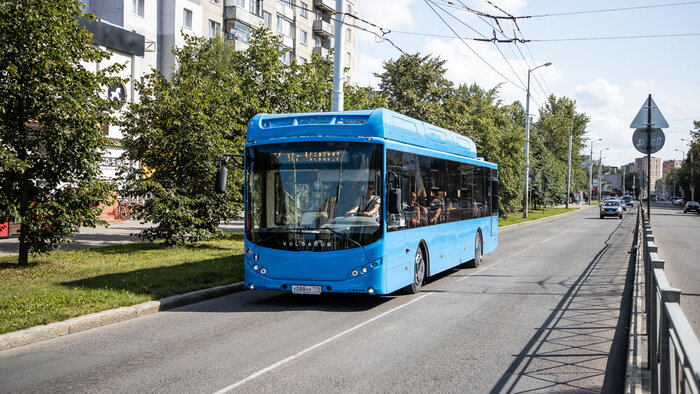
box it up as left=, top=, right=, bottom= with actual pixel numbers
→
left=429, top=0, right=527, bottom=90
left=530, top=32, right=700, bottom=42
left=431, top=0, right=700, bottom=20
left=422, top=0, right=528, bottom=94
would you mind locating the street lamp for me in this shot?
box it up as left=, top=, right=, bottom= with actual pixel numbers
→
left=524, top=61, right=552, bottom=218
left=588, top=138, right=602, bottom=205
left=675, top=148, right=685, bottom=161
left=598, top=147, right=609, bottom=202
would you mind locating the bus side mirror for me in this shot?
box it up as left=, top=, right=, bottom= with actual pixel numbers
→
left=492, top=180, right=499, bottom=213
left=389, top=188, right=401, bottom=214
left=215, top=167, right=228, bottom=194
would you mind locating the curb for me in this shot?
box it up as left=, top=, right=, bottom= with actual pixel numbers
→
left=0, top=282, right=245, bottom=352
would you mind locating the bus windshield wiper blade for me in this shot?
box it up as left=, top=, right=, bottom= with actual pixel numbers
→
left=316, top=226, right=363, bottom=249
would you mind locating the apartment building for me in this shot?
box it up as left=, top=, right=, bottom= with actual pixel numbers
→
left=223, top=0, right=357, bottom=82
left=663, top=159, right=682, bottom=177
left=634, top=156, right=663, bottom=191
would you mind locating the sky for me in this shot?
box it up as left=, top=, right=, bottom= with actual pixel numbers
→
left=352, top=0, right=700, bottom=168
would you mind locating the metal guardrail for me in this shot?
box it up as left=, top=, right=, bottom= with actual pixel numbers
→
left=640, top=203, right=700, bottom=393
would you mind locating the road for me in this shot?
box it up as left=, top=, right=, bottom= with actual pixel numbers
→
left=647, top=201, right=700, bottom=335
left=0, top=206, right=636, bottom=393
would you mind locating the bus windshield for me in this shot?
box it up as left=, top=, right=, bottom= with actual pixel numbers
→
left=246, top=141, right=383, bottom=251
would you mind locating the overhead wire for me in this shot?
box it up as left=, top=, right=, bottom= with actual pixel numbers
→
left=422, top=0, right=530, bottom=101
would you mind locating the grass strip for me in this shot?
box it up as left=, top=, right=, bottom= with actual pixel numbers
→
left=499, top=207, right=577, bottom=227
left=0, top=234, right=244, bottom=335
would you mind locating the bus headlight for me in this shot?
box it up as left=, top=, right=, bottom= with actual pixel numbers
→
left=362, top=267, right=368, bottom=274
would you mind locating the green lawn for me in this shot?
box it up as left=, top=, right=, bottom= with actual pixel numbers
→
left=0, top=235, right=244, bottom=335
left=499, top=207, right=577, bottom=227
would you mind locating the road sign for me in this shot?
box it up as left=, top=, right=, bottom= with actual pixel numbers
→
left=630, top=97, right=669, bottom=128
left=632, top=127, right=665, bottom=154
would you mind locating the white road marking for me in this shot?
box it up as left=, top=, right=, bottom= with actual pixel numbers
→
left=213, top=293, right=431, bottom=393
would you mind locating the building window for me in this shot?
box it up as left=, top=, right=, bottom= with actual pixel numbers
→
left=346, top=28, right=351, bottom=42
left=279, top=50, right=292, bottom=65
left=210, top=0, right=221, bottom=4
left=276, top=16, right=292, bottom=37
left=314, top=36, right=321, bottom=47
left=249, top=0, right=262, bottom=16
left=348, top=4, right=352, bottom=15
left=300, top=2, right=308, bottom=17
left=235, top=0, right=245, bottom=7
left=235, top=21, right=251, bottom=43
left=209, top=20, right=221, bottom=37
left=263, top=11, right=272, bottom=28
left=299, top=30, right=308, bottom=45
left=133, top=0, right=144, bottom=17
left=183, top=9, right=193, bottom=29
left=346, top=52, right=351, bottom=66
left=300, top=57, right=307, bottom=64
left=278, top=0, right=294, bottom=14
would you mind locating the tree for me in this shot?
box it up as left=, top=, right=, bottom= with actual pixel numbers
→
left=376, top=53, right=453, bottom=126
left=119, top=34, right=244, bottom=245
left=0, top=0, right=121, bottom=265
left=532, top=95, right=590, bottom=205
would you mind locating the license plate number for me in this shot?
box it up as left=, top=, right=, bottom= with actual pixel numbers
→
left=291, top=285, right=322, bottom=295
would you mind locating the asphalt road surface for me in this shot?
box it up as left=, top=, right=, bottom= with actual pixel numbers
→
left=647, top=201, right=700, bottom=336
left=0, top=206, right=636, bottom=393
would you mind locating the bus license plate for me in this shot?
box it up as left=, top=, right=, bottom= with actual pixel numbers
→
left=291, top=285, right=322, bottom=295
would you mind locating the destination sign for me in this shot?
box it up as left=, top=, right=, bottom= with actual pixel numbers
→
left=273, top=151, right=344, bottom=163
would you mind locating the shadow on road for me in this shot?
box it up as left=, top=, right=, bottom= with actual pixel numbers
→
left=489, top=211, right=636, bottom=393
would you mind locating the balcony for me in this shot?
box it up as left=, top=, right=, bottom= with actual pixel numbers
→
left=312, top=19, right=332, bottom=37
left=314, top=0, right=334, bottom=12
left=312, top=46, right=330, bottom=59
left=223, top=5, right=262, bottom=27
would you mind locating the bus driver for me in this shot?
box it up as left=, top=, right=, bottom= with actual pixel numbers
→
left=347, top=182, right=381, bottom=218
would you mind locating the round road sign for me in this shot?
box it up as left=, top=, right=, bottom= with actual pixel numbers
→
left=632, top=127, right=665, bottom=154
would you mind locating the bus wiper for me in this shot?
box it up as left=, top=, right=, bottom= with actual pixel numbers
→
left=305, top=226, right=363, bottom=249
left=258, top=230, right=286, bottom=244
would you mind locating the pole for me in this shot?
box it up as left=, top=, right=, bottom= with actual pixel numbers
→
left=598, top=153, right=602, bottom=202
left=523, top=71, right=531, bottom=218
left=566, top=116, right=573, bottom=209
left=647, top=94, right=652, bottom=221
left=330, top=0, right=346, bottom=111
left=589, top=143, right=593, bottom=205
left=692, top=153, right=695, bottom=201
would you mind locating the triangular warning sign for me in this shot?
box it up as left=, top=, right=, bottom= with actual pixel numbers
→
left=630, top=97, right=669, bottom=128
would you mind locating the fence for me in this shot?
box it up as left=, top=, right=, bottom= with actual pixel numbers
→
left=640, top=203, right=700, bottom=393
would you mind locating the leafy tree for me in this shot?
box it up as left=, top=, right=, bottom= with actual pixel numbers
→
left=376, top=53, right=453, bottom=126
left=447, top=84, right=525, bottom=216
left=532, top=95, right=590, bottom=205
left=0, top=0, right=121, bottom=265
left=119, top=35, right=243, bottom=245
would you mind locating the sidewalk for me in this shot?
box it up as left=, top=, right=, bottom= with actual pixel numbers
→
left=0, top=220, right=244, bottom=257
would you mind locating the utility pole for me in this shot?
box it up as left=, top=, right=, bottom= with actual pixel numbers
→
left=566, top=116, right=573, bottom=209
left=589, top=138, right=601, bottom=205
left=330, top=0, right=346, bottom=111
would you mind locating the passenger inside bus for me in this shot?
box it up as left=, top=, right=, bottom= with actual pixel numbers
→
left=405, top=192, right=427, bottom=227
left=429, top=188, right=445, bottom=224
left=346, top=182, right=381, bottom=219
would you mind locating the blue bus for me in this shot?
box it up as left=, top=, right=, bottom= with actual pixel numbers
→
left=219, top=108, right=498, bottom=295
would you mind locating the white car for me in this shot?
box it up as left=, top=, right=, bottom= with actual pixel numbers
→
left=672, top=197, right=684, bottom=205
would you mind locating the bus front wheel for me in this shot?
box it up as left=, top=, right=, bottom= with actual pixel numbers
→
left=466, top=231, right=482, bottom=268
left=405, top=247, right=425, bottom=294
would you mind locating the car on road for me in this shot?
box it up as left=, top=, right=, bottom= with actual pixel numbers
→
left=684, top=201, right=699, bottom=213
left=622, top=195, right=633, bottom=207
left=672, top=197, right=684, bottom=205
left=600, top=200, right=623, bottom=219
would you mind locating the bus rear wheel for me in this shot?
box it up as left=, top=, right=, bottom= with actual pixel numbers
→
left=466, top=231, right=482, bottom=268
left=405, top=247, right=425, bottom=294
